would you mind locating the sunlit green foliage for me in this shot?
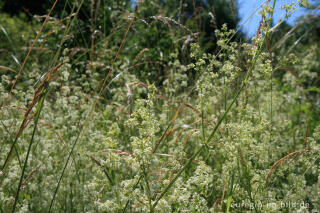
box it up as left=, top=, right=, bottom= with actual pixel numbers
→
left=0, top=0, right=319, bottom=212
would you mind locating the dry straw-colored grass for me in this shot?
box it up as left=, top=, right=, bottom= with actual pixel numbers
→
left=265, top=150, right=308, bottom=185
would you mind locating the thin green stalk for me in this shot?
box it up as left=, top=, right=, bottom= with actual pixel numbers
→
left=47, top=2, right=79, bottom=76
left=122, top=176, right=142, bottom=213
left=48, top=5, right=137, bottom=212
left=224, top=76, right=228, bottom=137
left=151, top=1, right=277, bottom=210
left=142, top=165, right=153, bottom=213
left=48, top=128, right=81, bottom=213
left=152, top=117, right=175, bottom=154
left=0, top=120, right=22, bottom=169
left=12, top=83, right=48, bottom=213
left=44, top=3, right=86, bottom=212
left=151, top=143, right=204, bottom=211
left=201, top=110, right=206, bottom=141
left=121, top=107, right=178, bottom=212
left=1, top=0, right=60, bottom=181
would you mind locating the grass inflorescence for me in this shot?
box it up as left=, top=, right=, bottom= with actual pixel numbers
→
left=0, top=0, right=319, bottom=212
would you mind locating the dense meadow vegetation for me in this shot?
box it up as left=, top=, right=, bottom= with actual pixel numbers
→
left=0, top=0, right=320, bottom=212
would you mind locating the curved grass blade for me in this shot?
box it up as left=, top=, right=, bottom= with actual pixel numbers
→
left=11, top=83, right=48, bottom=213
left=48, top=3, right=137, bottom=212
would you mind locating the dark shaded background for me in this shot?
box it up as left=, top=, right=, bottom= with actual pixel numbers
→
left=1, top=0, right=48, bottom=16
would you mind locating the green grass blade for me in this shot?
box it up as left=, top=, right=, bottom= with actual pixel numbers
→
left=226, top=196, right=232, bottom=213
left=11, top=84, right=48, bottom=213
left=151, top=1, right=278, bottom=210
